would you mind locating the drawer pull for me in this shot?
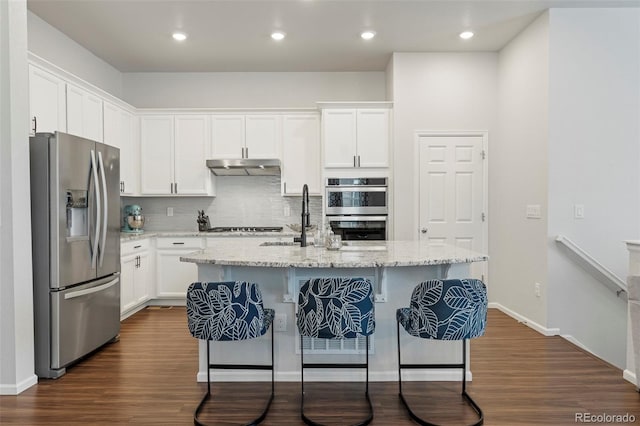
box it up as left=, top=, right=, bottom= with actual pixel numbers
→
left=134, top=245, right=142, bottom=249
left=172, top=242, right=185, bottom=245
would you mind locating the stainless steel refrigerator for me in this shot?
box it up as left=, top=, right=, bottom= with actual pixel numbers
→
left=30, top=132, right=121, bottom=378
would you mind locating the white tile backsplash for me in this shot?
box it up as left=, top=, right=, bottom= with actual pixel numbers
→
left=123, top=176, right=322, bottom=231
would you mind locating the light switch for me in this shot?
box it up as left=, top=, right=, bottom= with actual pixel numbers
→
left=574, top=204, right=585, bottom=219
left=526, top=204, right=541, bottom=219
left=167, top=207, right=174, bottom=217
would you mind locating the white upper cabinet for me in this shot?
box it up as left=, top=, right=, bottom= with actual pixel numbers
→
left=66, top=83, right=104, bottom=142
left=211, top=114, right=281, bottom=159
left=282, top=114, right=321, bottom=196
left=355, top=109, right=390, bottom=167
left=323, top=109, right=357, bottom=168
left=322, top=107, right=390, bottom=168
left=140, top=115, right=174, bottom=195
left=174, top=115, right=211, bottom=195
left=140, top=115, right=213, bottom=196
left=211, top=115, right=245, bottom=158
left=104, top=101, right=138, bottom=195
left=245, top=115, right=281, bottom=158
left=28, top=64, right=66, bottom=134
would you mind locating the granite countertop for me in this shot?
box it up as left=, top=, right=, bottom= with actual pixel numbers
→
left=180, top=239, right=488, bottom=268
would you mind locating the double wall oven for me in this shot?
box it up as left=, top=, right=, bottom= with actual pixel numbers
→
left=325, top=177, right=388, bottom=241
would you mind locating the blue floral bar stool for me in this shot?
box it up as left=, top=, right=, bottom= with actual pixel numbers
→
left=297, top=277, right=376, bottom=426
left=396, top=278, right=488, bottom=426
left=186, top=281, right=275, bottom=426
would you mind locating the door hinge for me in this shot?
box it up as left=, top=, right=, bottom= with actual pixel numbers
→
left=481, top=150, right=486, bottom=160
left=481, top=212, right=486, bottom=222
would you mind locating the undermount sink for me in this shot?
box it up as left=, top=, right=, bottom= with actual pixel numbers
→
left=340, top=245, right=387, bottom=252
left=259, top=241, right=313, bottom=247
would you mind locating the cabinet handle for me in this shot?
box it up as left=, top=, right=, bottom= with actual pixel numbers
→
left=172, top=242, right=185, bottom=245
left=358, top=155, right=361, bottom=167
left=283, top=182, right=286, bottom=193
left=421, top=228, right=428, bottom=234
left=170, top=183, right=173, bottom=193
left=245, top=147, right=249, bottom=158
left=174, top=182, right=178, bottom=193
left=32, top=116, right=37, bottom=135
left=353, top=155, right=356, bottom=167
left=134, top=245, right=142, bottom=249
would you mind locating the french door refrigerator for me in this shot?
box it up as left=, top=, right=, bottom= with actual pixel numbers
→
left=30, top=132, right=121, bottom=378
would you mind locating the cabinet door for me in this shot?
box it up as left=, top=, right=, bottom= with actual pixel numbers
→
left=66, top=84, right=104, bottom=142
left=104, top=103, right=138, bottom=195
left=119, top=110, right=138, bottom=195
left=323, top=109, right=357, bottom=168
left=134, top=252, right=151, bottom=304
left=28, top=64, right=67, bottom=134
left=245, top=115, right=281, bottom=158
left=103, top=102, right=121, bottom=148
left=211, top=115, right=244, bottom=159
left=156, top=249, right=198, bottom=298
left=356, top=109, right=389, bottom=167
left=282, top=114, right=320, bottom=195
left=120, top=254, right=137, bottom=314
left=140, top=115, right=174, bottom=195
left=174, top=115, right=211, bottom=195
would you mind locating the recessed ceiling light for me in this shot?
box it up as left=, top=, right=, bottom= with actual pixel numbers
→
left=459, top=31, right=474, bottom=40
left=361, top=31, right=376, bottom=40
left=172, top=32, right=187, bottom=41
left=271, top=31, right=286, bottom=41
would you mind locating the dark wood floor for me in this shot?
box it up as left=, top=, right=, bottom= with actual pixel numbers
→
left=1, top=307, right=638, bottom=425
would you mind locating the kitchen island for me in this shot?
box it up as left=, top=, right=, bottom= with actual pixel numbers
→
left=181, top=240, right=488, bottom=383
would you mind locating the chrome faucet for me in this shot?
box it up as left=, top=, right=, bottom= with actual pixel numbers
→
left=294, top=184, right=310, bottom=247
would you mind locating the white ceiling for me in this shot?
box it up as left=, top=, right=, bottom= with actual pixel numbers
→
left=27, top=0, right=640, bottom=72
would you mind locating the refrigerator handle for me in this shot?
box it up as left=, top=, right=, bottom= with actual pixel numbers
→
left=90, top=150, right=101, bottom=269
left=98, top=151, right=108, bottom=268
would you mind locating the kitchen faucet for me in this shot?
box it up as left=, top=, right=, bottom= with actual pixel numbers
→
left=294, top=184, right=310, bottom=247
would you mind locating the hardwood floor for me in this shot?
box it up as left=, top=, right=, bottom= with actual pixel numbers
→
left=1, top=308, right=638, bottom=425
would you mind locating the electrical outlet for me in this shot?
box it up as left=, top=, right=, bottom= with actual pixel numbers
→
left=534, top=282, right=541, bottom=297
left=574, top=204, right=585, bottom=219
left=526, top=205, right=541, bottom=219
left=274, top=313, right=287, bottom=332
left=167, top=207, right=174, bottom=217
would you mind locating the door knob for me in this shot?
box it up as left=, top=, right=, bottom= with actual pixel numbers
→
left=421, top=228, right=428, bottom=234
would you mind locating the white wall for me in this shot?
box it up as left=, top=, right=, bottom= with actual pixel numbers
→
left=389, top=52, right=498, bottom=241
left=493, top=12, right=549, bottom=327
left=122, top=72, right=386, bottom=108
left=0, top=0, right=37, bottom=394
left=27, top=11, right=123, bottom=97
left=547, top=8, right=640, bottom=368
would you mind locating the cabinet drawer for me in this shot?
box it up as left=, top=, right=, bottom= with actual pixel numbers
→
left=121, top=238, right=150, bottom=255
left=156, top=237, right=204, bottom=250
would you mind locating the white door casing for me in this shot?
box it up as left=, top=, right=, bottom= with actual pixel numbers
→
left=416, top=132, right=488, bottom=281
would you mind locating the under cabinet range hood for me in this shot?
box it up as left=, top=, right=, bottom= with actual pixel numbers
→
left=206, top=159, right=281, bottom=176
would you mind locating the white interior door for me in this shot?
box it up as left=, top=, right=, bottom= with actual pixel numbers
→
left=418, top=134, right=486, bottom=280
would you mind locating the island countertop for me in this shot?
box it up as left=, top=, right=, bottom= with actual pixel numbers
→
left=180, top=239, right=488, bottom=268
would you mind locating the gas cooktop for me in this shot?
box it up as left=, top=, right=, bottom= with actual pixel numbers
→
left=205, top=226, right=283, bottom=233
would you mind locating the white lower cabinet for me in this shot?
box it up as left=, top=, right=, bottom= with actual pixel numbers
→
left=156, top=237, right=204, bottom=298
left=120, top=239, right=152, bottom=318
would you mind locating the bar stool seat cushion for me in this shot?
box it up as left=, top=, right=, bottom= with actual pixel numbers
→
left=396, top=278, right=487, bottom=340
left=187, top=281, right=274, bottom=341
left=297, top=277, right=375, bottom=339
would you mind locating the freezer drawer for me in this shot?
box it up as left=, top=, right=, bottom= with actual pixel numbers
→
left=50, top=275, right=121, bottom=369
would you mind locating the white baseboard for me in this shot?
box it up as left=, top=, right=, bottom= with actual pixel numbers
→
left=0, top=374, right=38, bottom=395
left=197, top=370, right=471, bottom=383
left=623, top=369, right=638, bottom=388
left=488, top=303, right=560, bottom=336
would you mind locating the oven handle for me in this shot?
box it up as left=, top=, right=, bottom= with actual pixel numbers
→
left=325, top=187, right=387, bottom=192
left=326, top=215, right=388, bottom=222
